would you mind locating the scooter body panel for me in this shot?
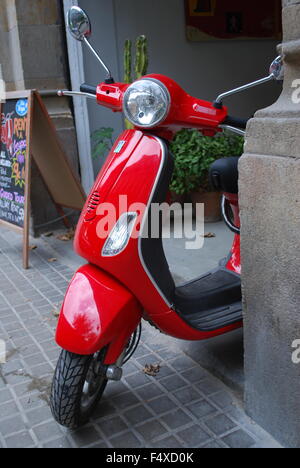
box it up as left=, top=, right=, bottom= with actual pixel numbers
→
left=75, top=130, right=172, bottom=315
left=56, top=264, right=142, bottom=362
left=73, top=130, right=242, bottom=342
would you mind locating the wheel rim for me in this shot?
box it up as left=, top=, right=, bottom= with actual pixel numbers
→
left=80, top=351, right=106, bottom=412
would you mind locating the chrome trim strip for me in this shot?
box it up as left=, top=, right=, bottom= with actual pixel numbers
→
left=219, top=125, right=246, bottom=137
left=221, top=195, right=240, bottom=235
left=138, top=136, right=173, bottom=308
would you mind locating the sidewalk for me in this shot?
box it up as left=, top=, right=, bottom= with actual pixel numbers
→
left=0, top=225, right=281, bottom=448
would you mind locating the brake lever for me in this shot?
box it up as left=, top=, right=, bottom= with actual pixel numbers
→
left=219, top=125, right=246, bottom=137
left=57, top=90, right=96, bottom=100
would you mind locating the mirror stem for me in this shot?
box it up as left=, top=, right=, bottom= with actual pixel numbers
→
left=83, top=37, right=114, bottom=83
left=213, top=74, right=274, bottom=109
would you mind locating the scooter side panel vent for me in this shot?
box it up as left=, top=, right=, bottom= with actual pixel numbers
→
left=84, top=191, right=101, bottom=221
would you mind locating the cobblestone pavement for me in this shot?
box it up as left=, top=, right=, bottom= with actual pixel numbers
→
left=0, top=227, right=281, bottom=448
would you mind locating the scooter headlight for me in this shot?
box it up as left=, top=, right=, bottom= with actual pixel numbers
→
left=102, top=212, right=137, bottom=257
left=123, top=78, right=170, bottom=128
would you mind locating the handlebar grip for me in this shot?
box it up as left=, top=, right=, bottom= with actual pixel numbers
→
left=223, top=116, right=249, bottom=130
left=80, top=84, right=97, bottom=95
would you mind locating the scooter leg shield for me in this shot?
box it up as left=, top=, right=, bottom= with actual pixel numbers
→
left=55, top=264, right=142, bottom=361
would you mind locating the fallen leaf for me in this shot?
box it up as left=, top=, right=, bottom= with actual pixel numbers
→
left=203, top=232, right=216, bottom=238
left=52, top=302, right=63, bottom=318
left=29, top=245, right=37, bottom=250
left=56, top=229, right=75, bottom=242
left=143, top=363, right=161, bottom=377
left=44, top=232, right=53, bottom=238
left=48, top=258, right=57, bottom=263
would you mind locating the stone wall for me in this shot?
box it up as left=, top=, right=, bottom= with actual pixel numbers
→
left=0, top=0, right=80, bottom=233
left=240, top=0, right=300, bottom=448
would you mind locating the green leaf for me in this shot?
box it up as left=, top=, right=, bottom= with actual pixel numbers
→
left=170, top=129, right=244, bottom=194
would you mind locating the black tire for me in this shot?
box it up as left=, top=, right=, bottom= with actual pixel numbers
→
left=50, top=349, right=108, bottom=429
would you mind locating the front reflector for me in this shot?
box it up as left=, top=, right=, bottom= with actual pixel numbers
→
left=102, top=212, right=137, bottom=257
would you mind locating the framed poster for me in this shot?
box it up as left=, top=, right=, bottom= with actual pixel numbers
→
left=0, top=91, right=32, bottom=269
left=0, top=91, right=86, bottom=269
left=185, top=0, right=282, bottom=42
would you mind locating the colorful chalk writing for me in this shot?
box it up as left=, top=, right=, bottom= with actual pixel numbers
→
left=0, top=99, right=27, bottom=227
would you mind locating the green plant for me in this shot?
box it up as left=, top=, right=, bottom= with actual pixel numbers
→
left=169, top=129, right=244, bottom=195
left=90, top=36, right=149, bottom=160
left=124, top=35, right=149, bottom=129
left=91, top=127, right=114, bottom=160
left=134, top=35, right=148, bottom=80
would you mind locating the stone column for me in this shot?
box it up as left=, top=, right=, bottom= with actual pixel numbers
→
left=0, top=0, right=80, bottom=233
left=239, top=0, right=300, bottom=448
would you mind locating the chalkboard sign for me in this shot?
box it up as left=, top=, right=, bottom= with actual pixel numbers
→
left=0, top=97, right=28, bottom=227
left=0, top=91, right=86, bottom=269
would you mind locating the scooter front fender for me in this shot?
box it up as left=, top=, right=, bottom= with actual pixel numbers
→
left=56, top=264, right=142, bottom=363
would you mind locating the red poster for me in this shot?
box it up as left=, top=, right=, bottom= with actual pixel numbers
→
left=185, top=0, right=282, bottom=41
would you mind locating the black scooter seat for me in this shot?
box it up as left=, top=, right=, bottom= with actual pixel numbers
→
left=209, top=156, right=240, bottom=194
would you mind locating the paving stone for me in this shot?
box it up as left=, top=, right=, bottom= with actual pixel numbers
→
left=168, top=356, right=198, bottom=372
left=186, top=400, right=218, bottom=419
left=210, top=391, right=235, bottom=410
left=0, top=388, right=13, bottom=404
left=111, top=392, right=140, bottom=411
left=134, top=344, right=150, bottom=358
left=26, top=406, right=53, bottom=426
left=0, top=414, right=27, bottom=436
left=161, top=409, right=193, bottom=430
left=160, top=374, right=187, bottom=392
left=204, top=414, right=237, bottom=436
left=202, top=440, right=223, bottom=448
left=157, top=348, right=182, bottom=361
left=124, top=371, right=151, bottom=388
left=180, top=367, right=209, bottom=383
left=147, top=396, right=175, bottom=414
left=222, top=429, right=256, bottom=448
left=176, top=425, right=211, bottom=448
left=92, top=401, right=116, bottom=420
left=153, top=365, right=175, bottom=380
left=0, top=400, right=19, bottom=419
left=20, top=393, right=49, bottom=412
left=123, top=405, right=153, bottom=426
left=70, top=425, right=102, bottom=447
left=43, top=436, right=72, bottom=448
left=5, top=431, right=35, bottom=448
left=99, top=416, right=128, bottom=437
left=150, top=435, right=183, bottom=448
left=197, top=378, right=225, bottom=396
left=136, top=419, right=167, bottom=441
left=123, top=361, right=139, bottom=375
left=33, top=421, right=63, bottom=442
left=83, top=441, right=108, bottom=448
left=110, top=431, right=142, bottom=448
left=173, top=386, right=203, bottom=405
left=136, top=383, right=162, bottom=401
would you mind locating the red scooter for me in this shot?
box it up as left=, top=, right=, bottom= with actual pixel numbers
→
left=50, top=6, right=284, bottom=428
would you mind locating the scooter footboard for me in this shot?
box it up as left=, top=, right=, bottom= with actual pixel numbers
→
left=55, top=264, right=142, bottom=363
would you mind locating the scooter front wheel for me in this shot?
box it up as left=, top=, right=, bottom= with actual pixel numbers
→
left=50, top=349, right=108, bottom=429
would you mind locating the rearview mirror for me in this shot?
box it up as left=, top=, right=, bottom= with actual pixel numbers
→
left=269, top=56, right=284, bottom=81
left=67, top=6, right=91, bottom=42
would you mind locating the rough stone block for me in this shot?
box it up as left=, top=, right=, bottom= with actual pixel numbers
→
left=240, top=153, right=300, bottom=447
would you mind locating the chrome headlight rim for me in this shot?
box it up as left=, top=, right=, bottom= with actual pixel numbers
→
left=123, top=77, right=171, bottom=129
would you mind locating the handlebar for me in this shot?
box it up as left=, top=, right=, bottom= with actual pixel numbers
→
left=222, top=115, right=249, bottom=130
left=80, top=84, right=97, bottom=95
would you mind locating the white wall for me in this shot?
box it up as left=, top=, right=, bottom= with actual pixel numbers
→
left=79, top=0, right=282, bottom=170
